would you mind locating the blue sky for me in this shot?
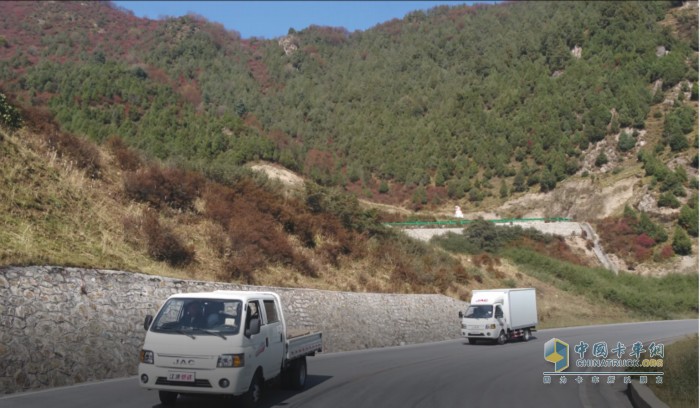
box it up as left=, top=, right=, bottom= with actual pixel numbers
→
left=113, top=1, right=497, bottom=39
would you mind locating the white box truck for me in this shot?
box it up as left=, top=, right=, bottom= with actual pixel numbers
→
left=458, top=288, right=537, bottom=345
left=138, top=290, right=322, bottom=407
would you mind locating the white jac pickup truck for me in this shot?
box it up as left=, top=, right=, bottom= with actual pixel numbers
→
left=138, top=290, right=322, bottom=407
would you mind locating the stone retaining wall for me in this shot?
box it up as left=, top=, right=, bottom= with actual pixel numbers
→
left=0, top=266, right=467, bottom=395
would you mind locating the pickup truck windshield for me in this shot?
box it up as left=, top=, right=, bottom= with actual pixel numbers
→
left=465, top=305, right=493, bottom=319
left=151, top=298, right=242, bottom=336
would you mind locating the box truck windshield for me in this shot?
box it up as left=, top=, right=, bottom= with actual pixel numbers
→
left=150, top=298, right=243, bottom=337
left=465, top=305, right=493, bottom=319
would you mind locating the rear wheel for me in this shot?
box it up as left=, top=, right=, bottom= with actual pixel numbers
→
left=523, top=329, right=532, bottom=342
left=284, top=357, right=306, bottom=390
left=158, top=391, right=178, bottom=406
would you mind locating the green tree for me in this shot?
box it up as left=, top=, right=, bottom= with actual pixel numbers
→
left=672, top=227, right=692, bottom=255
left=678, top=205, right=699, bottom=236
left=499, top=179, right=509, bottom=198
left=512, top=172, right=526, bottom=193
left=617, top=132, right=636, bottom=152
left=595, top=152, right=609, bottom=167
left=658, top=192, right=681, bottom=208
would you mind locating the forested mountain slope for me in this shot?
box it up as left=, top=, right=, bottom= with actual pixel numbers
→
left=0, top=1, right=696, bottom=206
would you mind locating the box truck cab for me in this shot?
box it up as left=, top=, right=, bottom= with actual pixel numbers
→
left=138, top=291, right=322, bottom=407
left=459, top=288, right=537, bottom=345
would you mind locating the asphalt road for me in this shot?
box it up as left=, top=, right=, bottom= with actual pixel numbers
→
left=1, top=320, right=696, bottom=408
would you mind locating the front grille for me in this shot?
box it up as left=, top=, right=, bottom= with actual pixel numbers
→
left=156, top=377, right=212, bottom=388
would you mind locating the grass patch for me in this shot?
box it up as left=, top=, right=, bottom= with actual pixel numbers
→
left=502, top=247, right=698, bottom=320
left=633, top=335, right=698, bottom=408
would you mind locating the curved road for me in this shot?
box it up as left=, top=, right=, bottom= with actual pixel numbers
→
left=1, top=320, right=696, bottom=408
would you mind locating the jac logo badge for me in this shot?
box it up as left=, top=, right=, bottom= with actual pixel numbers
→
left=174, top=359, right=195, bottom=365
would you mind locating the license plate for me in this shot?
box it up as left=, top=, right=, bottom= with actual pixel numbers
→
left=168, top=371, right=195, bottom=382
left=468, top=325, right=481, bottom=330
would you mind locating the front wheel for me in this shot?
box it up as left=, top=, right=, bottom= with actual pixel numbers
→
left=496, top=331, right=507, bottom=345
left=158, top=391, right=178, bottom=406
left=240, top=373, right=262, bottom=408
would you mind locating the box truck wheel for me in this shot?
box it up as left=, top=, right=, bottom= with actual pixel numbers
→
left=158, top=391, right=178, bottom=406
left=468, top=338, right=477, bottom=345
left=522, top=329, right=531, bottom=342
left=496, top=331, right=507, bottom=345
left=240, top=371, right=262, bottom=408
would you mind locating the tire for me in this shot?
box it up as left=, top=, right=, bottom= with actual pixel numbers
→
left=239, top=372, right=262, bottom=408
left=522, top=329, right=531, bottom=342
left=467, top=338, right=477, bottom=345
left=496, top=331, right=507, bottom=345
left=158, top=391, right=178, bottom=406
left=288, top=358, right=307, bottom=390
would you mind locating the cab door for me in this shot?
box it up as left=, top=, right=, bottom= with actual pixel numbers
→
left=261, top=299, right=284, bottom=378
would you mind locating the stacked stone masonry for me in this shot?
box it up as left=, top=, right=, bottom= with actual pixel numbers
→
left=0, top=266, right=467, bottom=395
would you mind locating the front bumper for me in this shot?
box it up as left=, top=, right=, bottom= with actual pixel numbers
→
left=461, top=329, right=497, bottom=339
left=138, top=363, right=251, bottom=396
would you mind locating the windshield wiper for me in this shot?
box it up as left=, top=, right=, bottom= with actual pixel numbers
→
left=177, top=329, right=196, bottom=339
left=193, top=328, right=227, bottom=340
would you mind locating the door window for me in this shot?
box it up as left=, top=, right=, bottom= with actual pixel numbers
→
left=263, top=300, right=279, bottom=324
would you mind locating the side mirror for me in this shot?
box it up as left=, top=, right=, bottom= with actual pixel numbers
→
left=245, top=318, right=261, bottom=338
left=144, top=315, right=153, bottom=331
left=458, top=311, right=464, bottom=319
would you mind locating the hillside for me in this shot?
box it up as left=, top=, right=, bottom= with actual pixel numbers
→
left=0, top=1, right=697, bottom=325
left=0, top=2, right=696, bottom=203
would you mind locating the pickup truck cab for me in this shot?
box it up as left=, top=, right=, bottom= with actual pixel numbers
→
left=138, top=290, right=322, bottom=407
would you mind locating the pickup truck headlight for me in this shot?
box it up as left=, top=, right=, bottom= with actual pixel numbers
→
left=217, top=353, right=244, bottom=368
left=140, top=350, right=154, bottom=364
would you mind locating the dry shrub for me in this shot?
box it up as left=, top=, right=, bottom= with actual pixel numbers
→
left=228, top=201, right=293, bottom=263
left=282, top=211, right=316, bottom=248
left=206, top=223, right=230, bottom=258
left=472, top=253, right=496, bottom=269
left=22, top=105, right=59, bottom=135
left=124, top=164, right=204, bottom=210
left=203, top=183, right=238, bottom=226
left=21, top=105, right=102, bottom=177
left=44, top=131, right=102, bottom=179
left=655, top=245, right=675, bottom=261
left=225, top=246, right=265, bottom=284
left=227, top=199, right=318, bottom=278
left=142, top=210, right=195, bottom=266
left=634, top=245, right=653, bottom=262
left=105, top=136, right=142, bottom=171
left=121, top=214, right=143, bottom=246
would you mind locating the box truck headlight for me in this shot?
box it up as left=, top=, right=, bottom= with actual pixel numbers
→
left=140, top=350, right=154, bottom=364
left=486, top=324, right=496, bottom=329
left=217, top=354, right=244, bottom=368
